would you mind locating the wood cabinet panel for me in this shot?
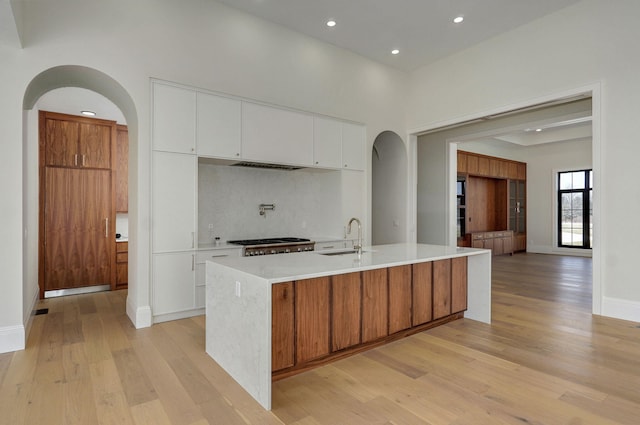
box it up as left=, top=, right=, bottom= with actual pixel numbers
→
left=412, top=262, right=433, bottom=326
left=477, top=156, right=490, bottom=176
left=115, top=125, right=128, bottom=212
left=44, top=167, right=112, bottom=290
left=295, top=277, right=330, bottom=363
left=451, top=257, right=468, bottom=314
left=42, top=112, right=113, bottom=169
left=388, top=265, right=412, bottom=334
left=507, top=162, right=518, bottom=179
left=331, top=272, right=362, bottom=351
left=116, top=263, right=128, bottom=287
left=457, top=151, right=468, bottom=174
left=433, top=259, right=451, bottom=320
left=517, top=162, right=527, bottom=180
left=79, top=122, right=112, bottom=169
left=43, top=117, right=79, bottom=167
left=272, top=282, right=295, bottom=372
left=362, top=268, right=388, bottom=343
left=466, top=154, right=479, bottom=175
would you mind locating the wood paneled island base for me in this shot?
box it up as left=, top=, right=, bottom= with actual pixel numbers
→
left=206, top=243, right=491, bottom=410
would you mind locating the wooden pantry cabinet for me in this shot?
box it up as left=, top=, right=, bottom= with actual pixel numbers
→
left=457, top=150, right=526, bottom=253
left=39, top=111, right=118, bottom=296
left=272, top=258, right=468, bottom=377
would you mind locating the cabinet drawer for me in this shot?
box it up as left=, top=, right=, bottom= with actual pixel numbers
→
left=472, top=233, right=485, bottom=240
left=116, top=241, right=128, bottom=252
left=196, top=248, right=241, bottom=263
left=116, top=252, right=128, bottom=263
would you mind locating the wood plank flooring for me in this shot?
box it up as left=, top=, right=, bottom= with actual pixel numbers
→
left=2, top=253, right=640, bottom=424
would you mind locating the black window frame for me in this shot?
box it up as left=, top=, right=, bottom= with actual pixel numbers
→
left=557, top=169, right=592, bottom=249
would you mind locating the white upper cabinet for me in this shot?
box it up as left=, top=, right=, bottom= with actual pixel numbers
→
left=313, top=117, right=342, bottom=169
left=152, top=83, right=196, bottom=154
left=342, top=122, right=366, bottom=170
left=152, top=151, right=197, bottom=252
left=242, top=102, right=313, bottom=166
left=197, top=92, right=242, bottom=159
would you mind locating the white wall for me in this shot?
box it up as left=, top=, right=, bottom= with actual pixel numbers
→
left=372, top=132, right=407, bottom=245
left=409, top=0, right=640, bottom=320
left=524, top=139, right=592, bottom=255
left=198, top=164, right=345, bottom=242
left=0, top=0, right=409, bottom=350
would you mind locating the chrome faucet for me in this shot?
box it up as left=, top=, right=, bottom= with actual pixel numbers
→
left=347, top=217, right=362, bottom=255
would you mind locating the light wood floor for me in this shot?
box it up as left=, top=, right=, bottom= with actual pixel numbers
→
left=2, top=254, right=639, bottom=424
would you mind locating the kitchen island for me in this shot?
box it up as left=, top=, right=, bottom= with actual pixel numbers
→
left=205, top=243, right=491, bottom=410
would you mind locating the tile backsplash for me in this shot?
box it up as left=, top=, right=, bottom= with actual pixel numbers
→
left=198, top=164, right=344, bottom=243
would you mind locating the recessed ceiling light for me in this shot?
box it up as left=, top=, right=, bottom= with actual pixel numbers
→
left=326, top=20, right=336, bottom=27
left=453, top=16, right=464, bottom=24
left=535, top=128, right=542, bottom=132
left=391, top=49, right=400, bottom=55
left=81, top=110, right=96, bottom=116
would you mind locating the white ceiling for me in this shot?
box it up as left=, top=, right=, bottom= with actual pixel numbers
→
left=215, top=0, right=581, bottom=72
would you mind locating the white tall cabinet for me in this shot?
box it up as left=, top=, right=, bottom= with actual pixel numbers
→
left=150, top=79, right=367, bottom=323
left=151, top=82, right=199, bottom=322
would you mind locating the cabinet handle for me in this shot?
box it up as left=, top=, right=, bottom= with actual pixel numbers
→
left=82, top=154, right=86, bottom=167
left=192, top=254, right=195, bottom=271
left=105, top=218, right=109, bottom=238
left=74, top=154, right=78, bottom=166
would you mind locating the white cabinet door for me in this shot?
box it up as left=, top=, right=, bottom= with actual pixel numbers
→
left=342, top=122, right=366, bottom=170
left=152, top=151, right=196, bottom=252
left=242, top=102, right=313, bottom=166
left=152, top=83, right=196, bottom=154
left=313, top=117, right=342, bottom=169
left=153, top=252, right=195, bottom=315
left=197, top=92, right=242, bottom=159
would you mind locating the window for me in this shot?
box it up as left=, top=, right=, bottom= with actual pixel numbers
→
left=558, top=170, right=592, bottom=249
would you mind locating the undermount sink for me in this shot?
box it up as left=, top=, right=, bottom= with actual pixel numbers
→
left=317, top=249, right=372, bottom=256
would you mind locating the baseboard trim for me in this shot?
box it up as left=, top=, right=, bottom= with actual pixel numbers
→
left=153, top=308, right=205, bottom=324
left=0, top=325, right=25, bottom=354
left=601, top=297, right=640, bottom=323
left=23, top=288, right=39, bottom=347
left=527, top=245, right=593, bottom=257
left=126, top=297, right=152, bottom=329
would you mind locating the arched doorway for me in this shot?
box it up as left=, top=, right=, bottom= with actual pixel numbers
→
left=22, top=65, right=142, bottom=334
left=371, top=131, right=407, bottom=245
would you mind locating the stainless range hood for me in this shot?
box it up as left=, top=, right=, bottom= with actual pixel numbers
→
left=230, top=161, right=303, bottom=171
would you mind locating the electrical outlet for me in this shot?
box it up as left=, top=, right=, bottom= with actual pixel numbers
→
left=235, top=281, right=241, bottom=297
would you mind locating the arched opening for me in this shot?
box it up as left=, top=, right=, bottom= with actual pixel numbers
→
left=371, top=131, right=407, bottom=245
left=22, top=65, right=142, bottom=333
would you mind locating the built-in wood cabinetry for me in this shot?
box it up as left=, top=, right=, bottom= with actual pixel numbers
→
left=361, top=268, right=388, bottom=343
left=116, top=241, right=128, bottom=289
left=331, top=272, right=362, bottom=351
left=271, top=282, right=294, bottom=372
left=39, top=111, right=118, bottom=297
left=272, top=258, right=468, bottom=377
left=471, top=231, right=514, bottom=256
left=388, top=265, right=412, bottom=334
left=295, top=277, right=330, bottom=363
left=115, top=125, right=128, bottom=213
left=457, top=150, right=526, bottom=253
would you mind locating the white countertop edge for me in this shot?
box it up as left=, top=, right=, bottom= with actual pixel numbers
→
left=207, top=243, right=491, bottom=285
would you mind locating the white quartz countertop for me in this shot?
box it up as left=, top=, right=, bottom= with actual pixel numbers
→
left=208, top=243, right=488, bottom=284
